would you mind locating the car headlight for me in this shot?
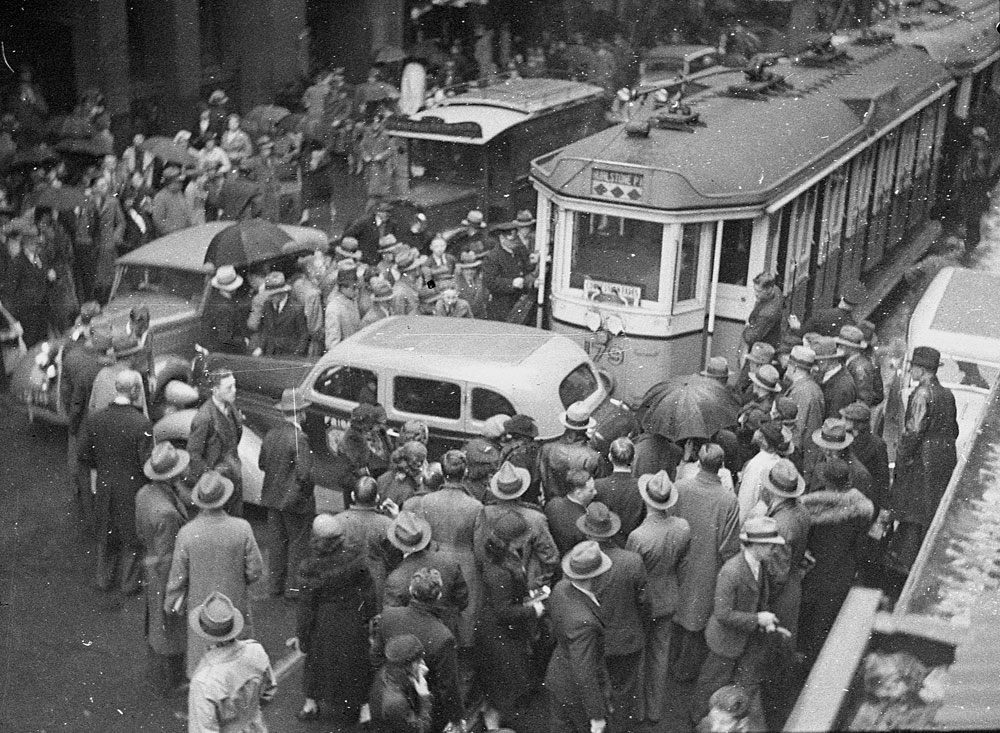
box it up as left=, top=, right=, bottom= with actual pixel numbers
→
left=585, top=311, right=603, bottom=333
left=605, top=314, right=625, bottom=336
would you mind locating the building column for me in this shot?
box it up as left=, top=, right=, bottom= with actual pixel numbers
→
left=96, top=0, right=132, bottom=139
left=149, top=0, right=201, bottom=129
left=230, top=0, right=307, bottom=108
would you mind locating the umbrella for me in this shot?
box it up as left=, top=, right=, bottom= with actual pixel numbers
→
left=375, top=45, right=406, bottom=64
left=205, top=219, right=308, bottom=266
left=245, top=104, right=291, bottom=131
left=141, top=136, right=198, bottom=166
left=55, top=137, right=113, bottom=157
left=9, top=144, right=58, bottom=169
left=36, top=186, right=88, bottom=211
left=639, top=375, right=740, bottom=441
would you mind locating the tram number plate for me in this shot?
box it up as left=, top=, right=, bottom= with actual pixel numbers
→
left=591, top=169, right=644, bottom=201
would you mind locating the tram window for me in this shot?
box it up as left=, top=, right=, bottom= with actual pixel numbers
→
left=676, top=223, right=711, bottom=304
left=570, top=213, right=662, bottom=301
left=718, top=220, right=753, bottom=286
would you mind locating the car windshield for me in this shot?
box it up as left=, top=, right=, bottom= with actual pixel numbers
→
left=559, top=362, right=599, bottom=408
left=112, top=265, right=206, bottom=304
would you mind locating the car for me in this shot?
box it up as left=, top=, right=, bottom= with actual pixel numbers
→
left=9, top=221, right=327, bottom=425
left=156, top=315, right=610, bottom=509
left=903, top=266, right=1000, bottom=457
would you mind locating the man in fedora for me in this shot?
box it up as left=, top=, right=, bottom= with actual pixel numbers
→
left=628, top=470, right=691, bottom=723
left=738, top=421, right=788, bottom=522
left=259, top=388, right=315, bottom=599
left=255, top=271, right=309, bottom=356
left=325, top=265, right=362, bottom=350
left=694, top=515, right=786, bottom=729
left=743, top=271, right=784, bottom=351
left=782, top=344, right=824, bottom=452
left=200, top=264, right=247, bottom=354
left=473, top=461, right=560, bottom=590
left=188, top=591, right=276, bottom=731
left=546, top=468, right=597, bottom=555
left=383, top=511, right=469, bottom=639
left=499, top=414, right=543, bottom=505
left=546, top=540, right=614, bottom=733
left=454, top=249, right=488, bottom=318
left=672, top=445, right=741, bottom=684
left=841, top=401, right=890, bottom=520
left=77, top=368, right=153, bottom=595
left=135, top=443, right=191, bottom=696
left=594, top=437, right=645, bottom=544
left=166, top=471, right=264, bottom=679
left=578, top=503, right=648, bottom=727
left=838, top=324, right=883, bottom=408
left=742, top=362, right=782, bottom=418
left=188, top=367, right=244, bottom=516
left=812, top=335, right=856, bottom=420
left=447, top=209, right=489, bottom=258
left=539, top=401, right=601, bottom=500
left=391, top=248, right=425, bottom=316
left=700, top=356, right=731, bottom=388
left=889, top=346, right=958, bottom=574
left=513, top=209, right=536, bottom=252
left=808, top=418, right=873, bottom=504
left=345, top=201, right=396, bottom=265
left=735, top=342, right=775, bottom=405
left=795, top=280, right=865, bottom=338
left=151, top=166, right=194, bottom=238
left=482, top=222, right=533, bottom=322
left=291, top=255, right=325, bottom=356
left=373, top=233, right=404, bottom=282
left=361, top=276, right=396, bottom=326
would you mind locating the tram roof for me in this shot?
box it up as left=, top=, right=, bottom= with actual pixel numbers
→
left=531, top=45, right=954, bottom=211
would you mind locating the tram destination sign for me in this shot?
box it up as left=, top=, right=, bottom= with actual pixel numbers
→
left=591, top=168, right=644, bottom=201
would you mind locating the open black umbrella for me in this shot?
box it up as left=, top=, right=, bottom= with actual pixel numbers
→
left=205, top=219, right=312, bottom=266
left=639, top=375, right=740, bottom=441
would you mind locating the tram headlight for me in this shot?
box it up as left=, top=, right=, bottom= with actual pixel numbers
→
left=585, top=311, right=603, bottom=332
left=605, top=314, right=625, bottom=336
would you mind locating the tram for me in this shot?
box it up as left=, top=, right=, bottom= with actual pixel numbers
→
left=529, top=0, right=1000, bottom=405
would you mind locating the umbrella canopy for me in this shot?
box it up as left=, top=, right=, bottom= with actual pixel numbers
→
left=36, top=186, right=88, bottom=211
left=375, top=45, right=406, bottom=64
left=55, top=137, right=113, bottom=157
left=639, top=375, right=740, bottom=441
left=245, top=104, right=291, bottom=131
left=205, top=219, right=317, bottom=266
left=141, top=136, right=198, bottom=167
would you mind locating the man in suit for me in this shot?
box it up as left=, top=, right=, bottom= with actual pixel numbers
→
left=578, top=504, right=648, bottom=728
left=7, top=225, right=53, bottom=346
left=546, top=540, right=613, bottom=733
left=838, top=325, right=884, bottom=408
left=254, top=271, right=310, bottom=356
left=742, top=271, right=784, bottom=351
left=694, top=516, right=787, bottom=728
left=627, top=470, right=691, bottom=724
left=783, top=345, right=824, bottom=456
left=373, top=568, right=465, bottom=733
left=77, top=369, right=153, bottom=594
left=473, top=461, right=560, bottom=591
left=187, top=368, right=244, bottom=516
left=594, top=437, right=645, bottom=545
left=332, top=476, right=394, bottom=608
left=258, top=388, right=315, bottom=599
left=433, top=280, right=473, bottom=318
left=538, top=402, right=601, bottom=499
left=383, top=511, right=469, bottom=640
left=841, top=400, right=891, bottom=529
left=812, top=336, right=856, bottom=420
left=324, top=266, right=362, bottom=350
left=672, top=444, right=741, bottom=682
left=200, top=265, right=248, bottom=354
left=135, top=443, right=190, bottom=695
left=545, top=469, right=595, bottom=556
left=481, top=224, right=533, bottom=321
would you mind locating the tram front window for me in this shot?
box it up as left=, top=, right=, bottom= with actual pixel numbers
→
left=718, top=219, right=753, bottom=286
left=570, top=213, right=661, bottom=302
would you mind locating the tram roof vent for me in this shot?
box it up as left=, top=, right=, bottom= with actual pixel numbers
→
left=726, top=53, right=791, bottom=99
left=793, top=34, right=852, bottom=67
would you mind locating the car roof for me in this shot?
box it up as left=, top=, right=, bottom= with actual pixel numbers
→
left=116, top=222, right=328, bottom=273
left=909, top=267, right=1000, bottom=366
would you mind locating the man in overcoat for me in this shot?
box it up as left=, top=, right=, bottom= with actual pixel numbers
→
left=813, top=336, right=856, bottom=420
left=258, top=388, right=315, bottom=599
left=135, top=443, right=190, bottom=695
left=627, top=470, right=691, bottom=723
left=256, top=271, right=310, bottom=356
left=889, top=346, right=958, bottom=574
left=481, top=224, right=532, bottom=321
left=199, top=265, right=247, bottom=354
left=782, top=345, right=824, bottom=460
left=545, top=540, right=613, bottom=733
left=838, top=325, right=884, bottom=407
left=188, top=368, right=244, bottom=516
left=594, top=437, right=645, bottom=545
left=545, top=469, right=595, bottom=555
left=77, top=369, right=153, bottom=594
left=538, top=403, right=601, bottom=499
left=742, top=271, right=784, bottom=351
left=332, top=477, right=394, bottom=609
left=672, top=444, right=741, bottom=682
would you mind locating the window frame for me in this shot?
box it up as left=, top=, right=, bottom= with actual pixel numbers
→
left=469, top=386, right=516, bottom=423
left=309, top=363, right=380, bottom=409
left=390, top=374, right=465, bottom=423
left=672, top=221, right=713, bottom=313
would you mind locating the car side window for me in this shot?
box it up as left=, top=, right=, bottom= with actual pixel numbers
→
left=471, top=387, right=515, bottom=422
left=394, top=376, right=461, bottom=420
left=314, top=365, right=378, bottom=404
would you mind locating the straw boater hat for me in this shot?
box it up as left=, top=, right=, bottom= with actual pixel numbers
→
left=750, top=364, right=782, bottom=393
left=335, top=236, right=363, bottom=260
left=262, top=271, right=292, bottom=295
left=576, top=502, right=621, bottom=539
left=191, top=471, right=235, bottom=510
left=189, top=591, right=244, bottom=642
left=763, top=458, right=805, bottom=499
left=275, top=387, right=312, bottom=413
left=701, top=356, right=730, bottom=380
left=211, top=264, right=244, bottom=292
left=489, top=461, right=531, bottom=500
left=739, top=516, right=786, bottom=545
left=638, top=470, right=677, bottom=510
left=811, top=336, right=844, bottom=361
left=387, top=511, right=433, bottom=553
left=144, top=443, right=191, bottom=481
left=462, top=209, right=487, bottom=228
left=746, top=342, right=776, bottom=365
left=562, top=540, right=613, bottom=580
left=454, top=250, right=482, bottom=269
left=560, top=401, right=596, bottom=432
left=836, top=324, right=867, bottom=351
left=811, top=418, right=854, bottom=451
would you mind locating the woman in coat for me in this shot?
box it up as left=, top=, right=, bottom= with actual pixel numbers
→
left=798, top=458, right=874, bottom=664
left=474, top=510, right=540, bottom=730
left=294, top=513, right=377, bottom=722
left=164, top=471, right=264, bottom=678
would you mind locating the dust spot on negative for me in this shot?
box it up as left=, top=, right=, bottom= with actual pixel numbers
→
left=427, top=280, right=436, bottom=289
